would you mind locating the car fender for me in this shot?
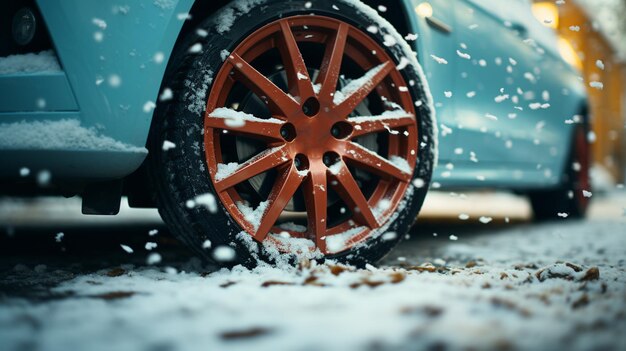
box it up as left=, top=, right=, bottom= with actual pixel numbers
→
left=37, top=0, right=195, bottom=149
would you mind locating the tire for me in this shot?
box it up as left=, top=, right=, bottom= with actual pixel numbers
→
left=147, top=0, right=436, bottom=267
left=529, top=123, right=591, bottom=221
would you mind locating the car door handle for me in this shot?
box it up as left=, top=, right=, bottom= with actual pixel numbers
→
left=508, top=21, right=528, bottom=36
left=426, top=16, right=452, bottom=34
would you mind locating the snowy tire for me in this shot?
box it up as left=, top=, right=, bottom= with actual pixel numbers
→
left=148, top=0, right=436, bottom=266
left=529, top=123, right=591, bottom=220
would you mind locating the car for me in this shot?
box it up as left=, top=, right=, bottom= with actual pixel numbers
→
left=0, top=0, right=589, bottom=266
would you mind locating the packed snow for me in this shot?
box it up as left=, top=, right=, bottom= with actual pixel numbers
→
left=0, top=51, right=61, bottom=75
left=236, top=200, right=270, bottom=231
left=328, top=160, right=343, bottom=175
left=0, top=191, right=624, bottom=351
left=214, top=0, right=267, bottom=34
left=0, top=119, right=146, bottom=152
left=184, top=69, right=214, bottom=114
left=209, top=107, right=283, bottom=127
left=215, top=162, right=242, bottom=181
left=325, top=226, right=368, bottom=253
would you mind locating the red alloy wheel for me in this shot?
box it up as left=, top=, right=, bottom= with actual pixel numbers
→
left=203, top=16, right=418, bottom=255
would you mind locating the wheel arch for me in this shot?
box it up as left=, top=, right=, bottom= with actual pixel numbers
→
left=548, top=98, right=591, bottom=192
left=153, top=0, right=415, bottom=134
left=129, top=0, right=418, bottom=207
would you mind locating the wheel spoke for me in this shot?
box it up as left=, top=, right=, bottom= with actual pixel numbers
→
left=316, top=23, right=349, bottom=102
left=254, top=163, right=307, bottom=241
left=278, top=20, right=315, bottom=99
left=214, top=146, right=290, bottom=192
left=349, top=113, right=415, bottom=138
left=227, top=53, right=300, bottom=117
left=328, top=160, right=378, bottom=228
left=206, top=16, right=420, bottom=254
left=206, top=108, right=285, bottom=141
left=303, top=167, right=328, bottom=250
left=333, top=61, right=394, bottom=117
left=343, top=142, right=412, bottom=182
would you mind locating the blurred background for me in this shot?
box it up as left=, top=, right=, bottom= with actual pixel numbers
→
left=531, top=0, right=626, bottom=186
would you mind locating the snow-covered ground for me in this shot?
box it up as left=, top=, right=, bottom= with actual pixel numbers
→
left=0, top=191, right=625, bottom=351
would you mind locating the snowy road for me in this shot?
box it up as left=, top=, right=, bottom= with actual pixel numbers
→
left=0, top=191, right=625, bottom=351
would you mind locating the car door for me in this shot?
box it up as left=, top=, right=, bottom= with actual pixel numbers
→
left=514, top=2, right=580, bottom=175
left=405, top=0, right=459, bottom=163
left=452, top=0, right=552, bottom=167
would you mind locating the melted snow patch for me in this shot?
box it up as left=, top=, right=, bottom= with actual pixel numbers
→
left=0, top=119, right=146, bottom=152
left=0, top=50, right=61, bottom=74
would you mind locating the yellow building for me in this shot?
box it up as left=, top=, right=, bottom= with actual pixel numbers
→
left=533, top=1, right=626, bottom=183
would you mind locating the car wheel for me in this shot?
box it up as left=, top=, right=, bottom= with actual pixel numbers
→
left=148, top=0, right=436, bottom=266
left=529, top=124, right=591, bottom=220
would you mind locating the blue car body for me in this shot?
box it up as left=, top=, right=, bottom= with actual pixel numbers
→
left=0, top=0, right=587, bottom=190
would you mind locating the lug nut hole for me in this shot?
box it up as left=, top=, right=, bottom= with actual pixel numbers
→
left=294, top=154, right=309, bottom=171
left=331, top=121, right=353, bottom=139
left=302, top=97, right=320, bottom=117
left=323, top=151, right=340, bottom=167
left=280, top=123, right=297, bottom=142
